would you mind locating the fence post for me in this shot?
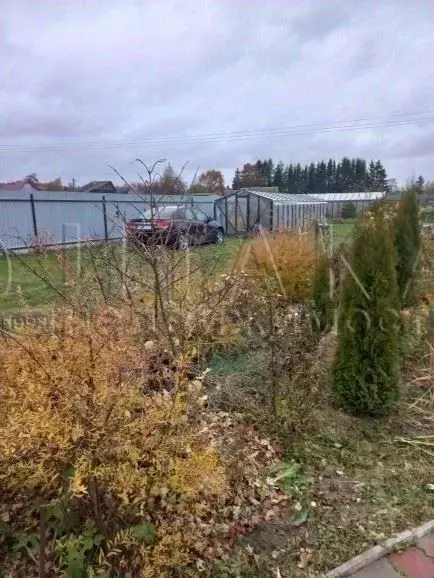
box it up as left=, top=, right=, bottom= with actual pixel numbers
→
left=121, top=211, right=127, bottom=300
left=30, top=193, right=38, bottom=238
left=61, top=224, right=67, bottom=288
left=102, top=196, right=109, bottom=241
left=224, top=196, right=228, bottom=233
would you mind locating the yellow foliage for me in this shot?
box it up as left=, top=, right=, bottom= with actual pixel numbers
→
left=246, top=230, right=317, bottom=302
left=126, top=264, right=243, bottom=357
left=0, top=305, right=227, bottom=575
left=147, top=530, right=191, bottom=576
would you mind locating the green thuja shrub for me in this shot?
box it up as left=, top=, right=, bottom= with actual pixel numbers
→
left=332, top=214, right=401, bottom=416
left=341, top=202, right=357, bottom=219
left=312, top=253, right=334, bottom=332
left=394, top=189, right=421, bottom=307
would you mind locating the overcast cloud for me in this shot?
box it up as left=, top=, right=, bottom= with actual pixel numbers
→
left=1, top=0, right=433, bottom=186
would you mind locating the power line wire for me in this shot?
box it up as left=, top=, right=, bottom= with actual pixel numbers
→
left=2, top=108, right=433, bottom=149
left=3, top=108, right=434, bottom=147
left=0, top=110, right=433, bottom=154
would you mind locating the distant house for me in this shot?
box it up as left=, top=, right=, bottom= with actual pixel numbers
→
left=0, top=179, right=40, bottom=192
left=82, top=180, right=116, bottom=194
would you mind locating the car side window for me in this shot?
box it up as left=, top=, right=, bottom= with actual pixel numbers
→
left=172, top=208, right=185, bottom=219
left=192, top=208, right=208, bottom=222
left=184, top=208, right=196, bottom=220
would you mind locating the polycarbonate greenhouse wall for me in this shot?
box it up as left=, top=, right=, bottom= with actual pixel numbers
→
left=215, top=189, right=327, bottom=234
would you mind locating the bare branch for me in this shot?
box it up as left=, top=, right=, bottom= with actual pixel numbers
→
left=190, top=166, right=200, bottom=188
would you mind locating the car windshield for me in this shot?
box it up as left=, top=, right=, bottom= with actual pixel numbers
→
left=142, top=206, right=181, bottom=219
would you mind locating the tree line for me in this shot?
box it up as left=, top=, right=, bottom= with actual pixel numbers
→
left=6, top=161, right=430, bottom=197
left=232, top=157, right=389, bottom=194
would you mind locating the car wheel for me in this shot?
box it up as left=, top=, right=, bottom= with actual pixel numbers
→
left=177, top=233, right=191, bottom=250
left=215, top=229, right=224, bottom=244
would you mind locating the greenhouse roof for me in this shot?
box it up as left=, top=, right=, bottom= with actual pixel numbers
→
left=236, top=189, right=326, bottom=204
left=312, top=192, right=386, bottom=202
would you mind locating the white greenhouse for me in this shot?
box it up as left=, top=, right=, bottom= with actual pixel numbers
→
left=214, top=189, right=327, bottom=234
left=313, top=192, right=386, bottom=218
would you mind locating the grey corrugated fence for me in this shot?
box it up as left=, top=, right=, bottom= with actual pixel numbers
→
left=0, top=190, right=220, bottom=251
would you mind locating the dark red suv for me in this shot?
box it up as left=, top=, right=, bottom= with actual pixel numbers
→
left=127, top=205, right=224, bottom=249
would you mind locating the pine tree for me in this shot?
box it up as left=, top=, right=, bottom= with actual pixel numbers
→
left=351, top=158, right=356, bottom=180
left=354, top=158, right=367, bottom=190
left=394, top=189, right=421, bottom=307
left=374, top=160, right=388, bottom=191
left=265, top=159, right=274, bottom=186
left=232, top=168, right=241, bottom=189
left=273, top=162, right=284, bottom=192
left=281, top=164, right=289, bottom=194
left=159, top=164, right=186, bottom=195
left=335, top=162, right=343, bottom=193
left=367, top=160, right=388, bottom=191
left=326, top=159, right=335, bottom=192
left=317, top=161, right=327, bottom=192
left=415, top=175, right=425, bottom=196
left=255, top=160, right=265, bottom=185
left=332, top=215, right=401, bottom=415
left=294, top=163, right=303, bottom=194
left=307, top=163, right=316, bottom=193
left=287, top=164, right=294, bottom=193
left=340, top=157, right=353, bottom=192
left=301, top=165, right=309, bottom=194
left=367, top=160, right=376, bottom=191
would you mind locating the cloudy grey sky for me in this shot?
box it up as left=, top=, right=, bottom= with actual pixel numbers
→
left=1, top=0, right=434, bottom=186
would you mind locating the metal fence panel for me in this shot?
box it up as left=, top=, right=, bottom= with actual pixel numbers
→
left=0, top=192, right=219, bottom=251
left=34, top=200, right=106, bottom=244
left=0, top=199, right=35, bottom=250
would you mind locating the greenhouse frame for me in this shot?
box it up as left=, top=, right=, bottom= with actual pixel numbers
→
left=215, top=189, right=327, bottom=235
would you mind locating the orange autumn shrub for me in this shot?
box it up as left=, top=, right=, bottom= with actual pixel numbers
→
left=246, top=230, right=317, bottom=302
left=0, top=306, right=225, bottom=576
left=0, top=305, right=286, bottom=577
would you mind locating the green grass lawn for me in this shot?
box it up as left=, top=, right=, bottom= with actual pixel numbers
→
left=0, top=238, right=246, bottom=315
left=0, top=250, right=67, bottom=314
left=0, top=229, right=351, bottom=316
left=329, top=221, right=355, bottom=246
